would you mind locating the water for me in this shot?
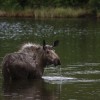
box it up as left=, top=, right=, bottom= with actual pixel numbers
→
left=0, top=18, right=100, bottom=100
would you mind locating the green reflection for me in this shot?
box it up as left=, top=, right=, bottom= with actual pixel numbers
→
left=0, top=18, right=100, bottom=100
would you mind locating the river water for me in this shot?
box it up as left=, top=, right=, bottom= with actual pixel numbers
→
left=0, top=18, right=100, bottom=100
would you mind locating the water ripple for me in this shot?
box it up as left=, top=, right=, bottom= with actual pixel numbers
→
left=43, top=76, right=76, bottom=84
left=43, top=76, right=100, bottom=84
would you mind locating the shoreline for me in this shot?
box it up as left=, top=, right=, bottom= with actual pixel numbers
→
left=0, top=8, right=99, bottom=18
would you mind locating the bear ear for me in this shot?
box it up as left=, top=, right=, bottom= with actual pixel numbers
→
left=43, top=40, right=46, bottom=50
left=53, top=40, right=59, bottom=47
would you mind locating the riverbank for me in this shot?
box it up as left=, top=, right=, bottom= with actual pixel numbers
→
left=0, top=7, right=99, bottom=18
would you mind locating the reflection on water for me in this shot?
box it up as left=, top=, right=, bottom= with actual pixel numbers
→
left=3, top=79, right=59, bottom=100
left=0, top=18, right=100, bottom=100
left=43, top=76, right=76, bottom=84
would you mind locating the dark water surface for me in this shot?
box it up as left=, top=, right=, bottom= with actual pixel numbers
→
left=0, top=18, right=100, bottom=100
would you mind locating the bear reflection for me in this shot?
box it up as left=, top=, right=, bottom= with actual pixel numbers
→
left=3, top=79, right=59, bottom=100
